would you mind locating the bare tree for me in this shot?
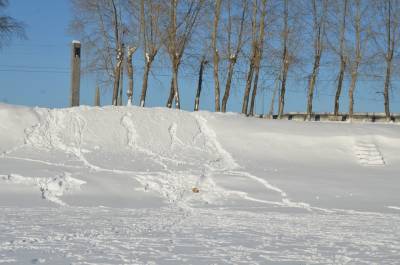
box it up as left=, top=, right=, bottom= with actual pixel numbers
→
left=248, top=0, right=267, bottom=116
left=0, top=0, right=25, bottom=48
left=378, top=0, right=400, bottom=121
left=110, top=0, right=124, bottom=106
left=306, top=0, right=327, bottom=120
left=347, top=0, right=371, bottom=120
left=165, top=0, right=203, bottom=109
left=221, top=0, right=247, bottom=113
left=136, top=0, right=166, bottom=107
left=333, top=0, right=348, bottom=116
left=212, top=0, right=222, bottom=112
left=277, top=0, right=290, bottom=118
left=241, top=0, right=258, bottom=115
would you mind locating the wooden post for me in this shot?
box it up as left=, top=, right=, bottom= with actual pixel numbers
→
left=94, top=86, right=100, bottom=106
left=70, top=40, right=81, bottom=107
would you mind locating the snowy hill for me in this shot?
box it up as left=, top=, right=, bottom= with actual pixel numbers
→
left=0, top=103, right=400, bottom=264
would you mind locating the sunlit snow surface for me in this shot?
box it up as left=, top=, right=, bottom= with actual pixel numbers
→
left=0, top=104, right=399, bottom=264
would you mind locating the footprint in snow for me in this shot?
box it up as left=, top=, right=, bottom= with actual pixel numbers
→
left=354, top=142, right=385, bottom=166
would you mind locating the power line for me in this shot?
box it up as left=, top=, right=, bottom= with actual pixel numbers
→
left=0, top=69, right=70, bottom=74
left=0, top=64, right=69, bottom=70
left=1, top=63, right=400, bottom=82
left=10, top=43, right=62, bottom=47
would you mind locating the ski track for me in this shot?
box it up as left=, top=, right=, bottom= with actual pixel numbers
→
left=191, top=114, right=321, bottom=211
left=0, top=173, right=85, bottom=206
left=191, top=113, right=239, bottom=171
left=120, top=112, right=191, bottom=170
left=0, top=207, right=399, bottom=265
left=168, top=122, right=185, bottom=149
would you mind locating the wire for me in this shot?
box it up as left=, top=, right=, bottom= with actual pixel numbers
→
left=0, top=69, right=70, bottom=74
left=0, top=64, right=69, bottom=70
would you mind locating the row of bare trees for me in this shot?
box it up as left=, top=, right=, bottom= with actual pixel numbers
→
left=70, top=0, right=400, bottom=121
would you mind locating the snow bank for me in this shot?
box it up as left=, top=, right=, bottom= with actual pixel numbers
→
left=1, top=104, right=400, bottom=264
left=0, top=103, right=399, bottom=212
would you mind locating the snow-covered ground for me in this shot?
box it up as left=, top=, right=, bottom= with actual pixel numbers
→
left=0, top=103, right=399, bottom=264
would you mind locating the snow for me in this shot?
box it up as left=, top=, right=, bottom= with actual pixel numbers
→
left=0, top=103, right=400, bottom=264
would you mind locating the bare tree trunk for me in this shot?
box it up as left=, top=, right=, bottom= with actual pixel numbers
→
left=334, top=0, right=348, bottom=116
left=348, top=71, right=358, bottom=119
left=172, top=63, right=180, bottom=109
left=383, top=0, right=395, bottom=121
left=166, top=78, right=174, bottom=108
left=348, top=0, right=361, bottom=120
left=222, top=0, right=246, bottom=113
left=126, top=46, right=136, bottom=106
left=241, top=0, right=258, bottom=115
left=166, top=59, right=180, bottom=109
left=194, top=57, right=207, bottom=111
left=334, top=59, right=346, bottom=116
left=212, top=0, right=222, bottom=112
left=268, top=77, right=280, bottom=117
left=242, top=62, right=255, bottom=114
left=249, top=64, right=260, bottom=116
left=249, top=0, right=267, bottom=117
left=278, top=62, right=289, bottom=118
left=110, top=0, right=122, bottom=106
left=112, top=47, right=123, bottom=106
left=306, top=54, right=321, bottom=120
left=278, top=0, right=289, bottom=119
left=140, top=59, right=152, bottom=107
left=118, top=53, right=124, bottom=106
left=306, top=0, right=326, bottom=121
left=166, top=0, right=177, bottom=109
left=165, top=0, right=182, bottom=109
left=138, top=0, right=158, bottom=108
left=383, top=58, right=392, bottom=120
left=222, top=56, right=236, bottom=112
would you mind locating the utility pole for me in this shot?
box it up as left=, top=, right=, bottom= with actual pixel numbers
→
left=70, top=40, right=81, bottom=107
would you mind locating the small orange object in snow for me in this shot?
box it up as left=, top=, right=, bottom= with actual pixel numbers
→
left=192, top=187, right=200, bottom=193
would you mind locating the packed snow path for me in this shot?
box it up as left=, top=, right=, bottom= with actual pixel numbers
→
left=1, top=104, right=400, bottom=264
left=1, top=207, right=400, bottom=264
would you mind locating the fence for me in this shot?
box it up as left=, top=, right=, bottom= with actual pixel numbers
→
left=263, top=112, right=399, bottom=123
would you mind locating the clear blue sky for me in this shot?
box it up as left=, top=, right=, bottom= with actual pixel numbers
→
left=0, top=0, right=398, bottom=114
